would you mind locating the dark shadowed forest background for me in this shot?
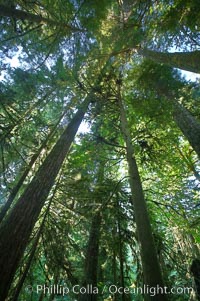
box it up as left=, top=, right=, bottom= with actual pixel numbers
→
left=0, top=1, right=200, bottom=300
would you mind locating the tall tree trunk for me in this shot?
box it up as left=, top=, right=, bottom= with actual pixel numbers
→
left=79, top=212, right=102, bottom=301
left=173, top=102, right=200, bottom=159
left=0, top=110, right=67, bottom=224
left=0, top=98, right=90, bottom=301
left=137, top=48, right=200, bottom=74
left=0, top=4, right=82, bottom=32
left=117, top=85, right=167, bottom=301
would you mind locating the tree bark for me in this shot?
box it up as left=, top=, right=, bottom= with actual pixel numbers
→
left=173, top=102, right=200, bottom=159
left=118, top=86, right=167, bottom=301
left=79, top=212, right=102, bottom=301
left=147, top=74, right=200, bottom=160
left=137, top=48, right=200, bottom=74
left=0, top=98, right=90, bottom=301
left=0, top=4, right=82, bottom=32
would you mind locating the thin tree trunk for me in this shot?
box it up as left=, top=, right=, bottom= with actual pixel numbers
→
left=97, top=248, right=106, bottom=286
left=117, top=85, right=167, bottom=301
left=0, top=97, right=90, bottom=301
left=0, top=110, right=67, bottom=224
left=116, top=196, right=126, bottom=301
left=137, top=48, right=200, bottom=74
left=176, top=147, right=200, bottom=181
left=79, top=160, right=106, bottom=300
left=118, top=221, right=126, bottom=301
left=0, top=4, right=82, bottom=32
left=79, top=212, right=102, bottom=301
left=112, top=248, right=117, bottom=284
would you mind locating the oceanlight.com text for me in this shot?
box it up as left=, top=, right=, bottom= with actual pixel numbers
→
left=26, top=283, right=195, bottom=297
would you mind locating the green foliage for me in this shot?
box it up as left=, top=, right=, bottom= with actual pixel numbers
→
left=76, top=0, right=114, bottom=33
left=0, top=1, right=200, bottom=301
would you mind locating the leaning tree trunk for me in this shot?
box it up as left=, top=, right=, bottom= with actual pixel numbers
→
left=112, top=246, right=117, bottom=287
left=79, top=212, right=102, bottom=301
left=137, top=48, right=200, bottom=74
left=0, top=98, right=90, bottom=301
left=176, top=147, right=200, bottom=181
left=117, top=84, right=167, bottom=301
left=0, top=4, right=81, bottom=32
left=173, top=102, right=200, bottom=159
left=150, top=76, right=200, bottom=160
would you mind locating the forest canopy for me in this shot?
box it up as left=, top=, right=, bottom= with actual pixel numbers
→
left=0, top=1, right=200, bottom=301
